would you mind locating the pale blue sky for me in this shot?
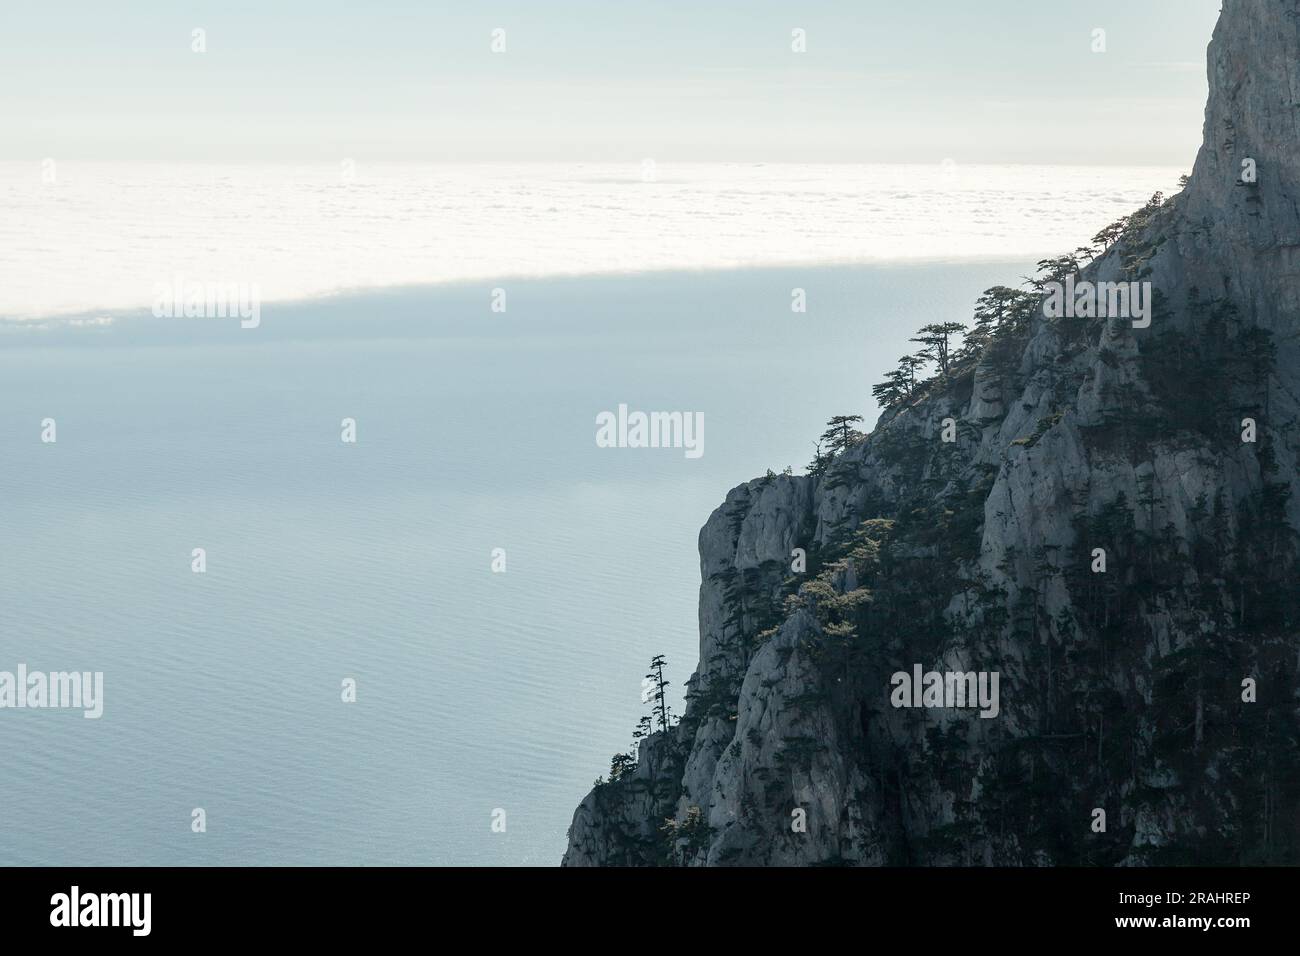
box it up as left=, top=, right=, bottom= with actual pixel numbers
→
left=2, top=0, right=1223, bottom=163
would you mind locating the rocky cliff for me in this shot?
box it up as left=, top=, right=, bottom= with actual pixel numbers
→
left=564, top=0, right=1300, bottom=866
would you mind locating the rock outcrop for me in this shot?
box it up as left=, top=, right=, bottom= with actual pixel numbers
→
left=565, top=0, right=1300, bottom=866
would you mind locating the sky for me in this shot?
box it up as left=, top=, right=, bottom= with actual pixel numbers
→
left=1, top=0, right=1224, bottom=164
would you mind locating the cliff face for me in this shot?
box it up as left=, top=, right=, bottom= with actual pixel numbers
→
left=565, top=0, right=1300, bottom=866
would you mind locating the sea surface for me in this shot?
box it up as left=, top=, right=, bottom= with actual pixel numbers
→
left=1, top=262, right=1040, bottom=865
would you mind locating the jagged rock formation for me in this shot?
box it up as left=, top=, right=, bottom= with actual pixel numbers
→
left=564, top=0, right=1300, bottom=866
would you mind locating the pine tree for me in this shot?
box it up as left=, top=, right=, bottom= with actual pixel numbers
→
left=909, top=322, right=967, bottom=379
left=610, top=751, right=636, bottom=782
left=1026, top=253, right=1080, bottom=291
left=872, top=356, right=926, bottom=409
left=819, top=415, right=865, bottom=455
left=1091, top=215, right=1130, bottom=252
left=967, top=286, right=1032, bottom=347
left=632, top=714, right=653, bottom=747
left=646, top=655, right=672, bottom=734
left=807, top=438, right=828, bottom=476
left=871, top=369, right=910, bottom=408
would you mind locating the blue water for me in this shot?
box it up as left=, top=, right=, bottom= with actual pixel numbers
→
left=0, top=262, right=1028, bottom=865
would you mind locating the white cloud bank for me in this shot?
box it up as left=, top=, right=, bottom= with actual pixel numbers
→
left=0, top=162, right=1185, bottom=321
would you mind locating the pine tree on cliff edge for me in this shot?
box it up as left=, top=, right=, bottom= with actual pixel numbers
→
left=647, top=655, right=672, bottom=734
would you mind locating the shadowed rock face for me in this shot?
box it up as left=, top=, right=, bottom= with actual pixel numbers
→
left=1183, top=0, right=1300, bottom=353
left=564, top=0, right=1300, bottom=867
